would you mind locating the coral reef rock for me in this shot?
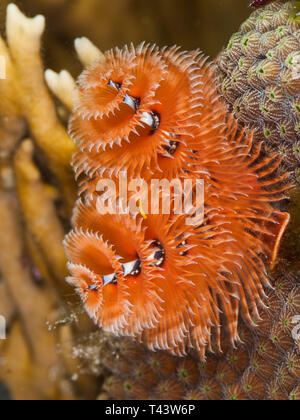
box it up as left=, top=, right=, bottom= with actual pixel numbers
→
left=99, top=272, right=300, bottom=400
left=217, top=1, right=300, bottom=176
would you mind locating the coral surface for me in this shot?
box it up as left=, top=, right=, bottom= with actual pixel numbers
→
left=100, top=272, right=300, bottom=400
left=217, top=1, right=300, bottom=176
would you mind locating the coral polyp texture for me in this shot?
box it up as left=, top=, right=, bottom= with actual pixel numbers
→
left=65, top=43, right=291, bottom=358
left=100, top=272, right=300, bottom=400
left=217, top=1, right=300, bottom=175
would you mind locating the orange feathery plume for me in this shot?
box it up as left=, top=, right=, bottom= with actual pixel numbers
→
left=70, top=44, right=207, bottom=182
left=65, top=43, right=291, bottom=357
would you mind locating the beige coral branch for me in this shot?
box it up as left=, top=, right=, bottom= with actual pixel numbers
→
left=0, top=36, right=26, bottom=159
left=45, top=37, right=105, bottom=112
left=0, top=282, right=15, bottom=328
left=0, top=5, right=90, bottom=399
left=0, top=189, right=67, bottom=399
left=45, top=69, right=77, bottom=111
left=5, top=4, right=72, bottom=164
left=74, top=37, right=105, bottom=67
left=14, top=139, right=71, bottom=294
left=0, top=36, right=21, bottom=118
left=5, top=3, right=76, bottom=214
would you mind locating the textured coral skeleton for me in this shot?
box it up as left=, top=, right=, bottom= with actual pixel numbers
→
left=217, top=1, right=300, bottom=177
left=101, top=272, right=300, bottom=400
left=0, top=0, right=299, bottom=401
